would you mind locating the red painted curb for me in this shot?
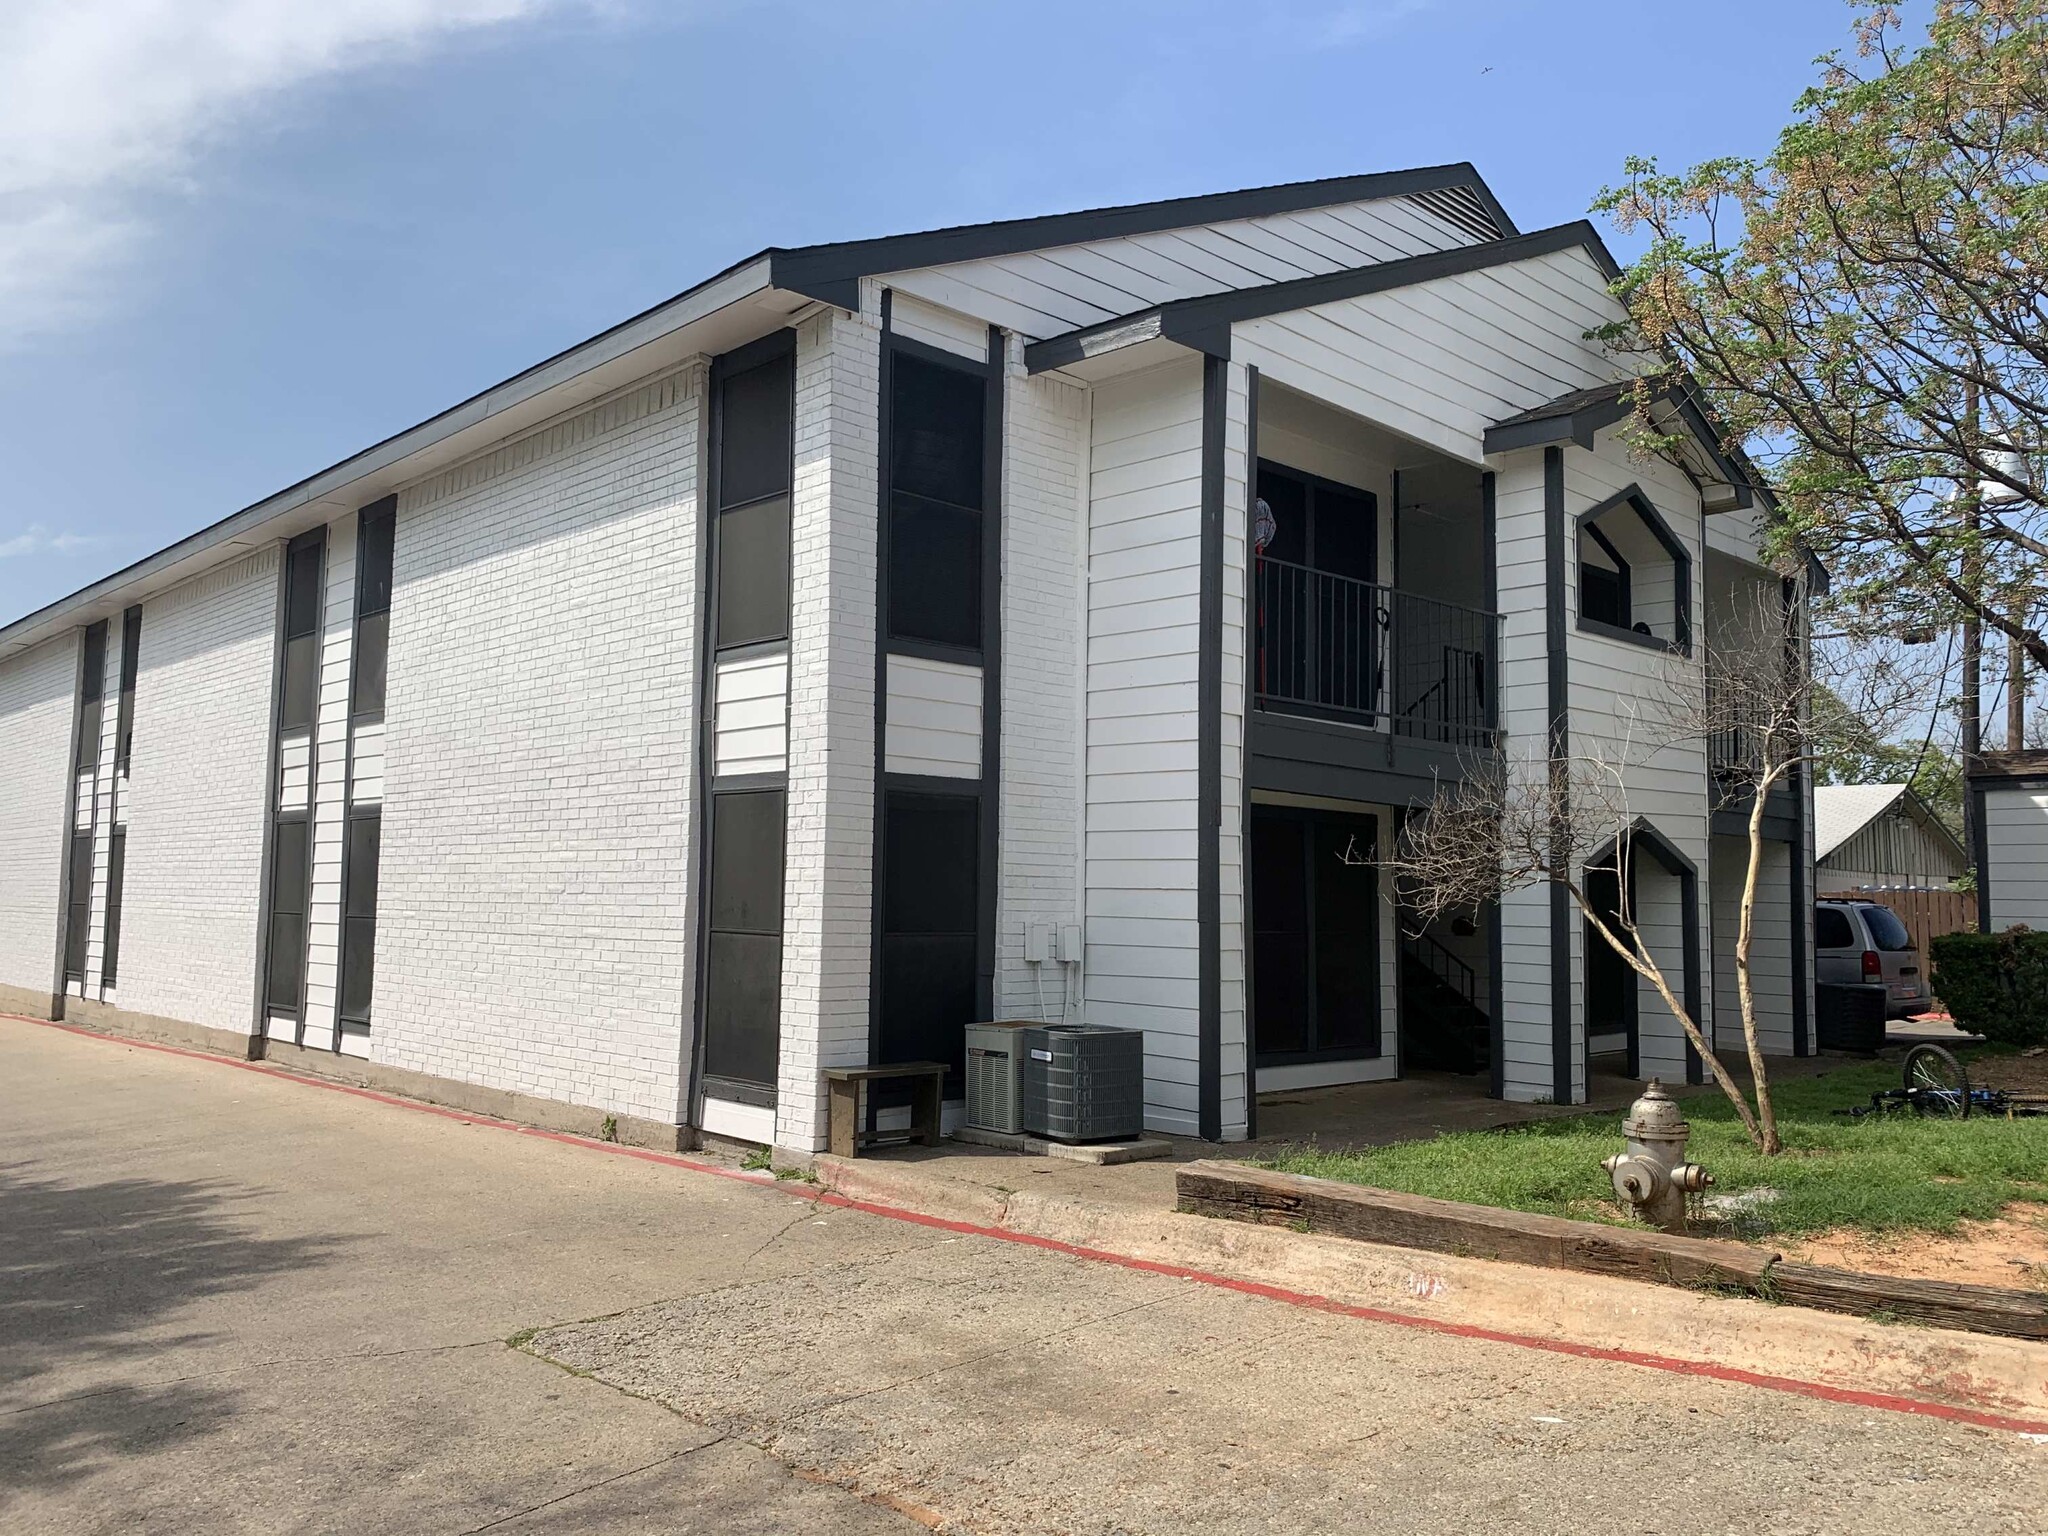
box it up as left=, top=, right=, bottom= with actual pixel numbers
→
left=13, top=1012, right=2048, bottom=1438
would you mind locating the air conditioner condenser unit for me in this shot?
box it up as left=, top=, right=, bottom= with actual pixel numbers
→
left=964, top=1021, right=1037, bottom=1133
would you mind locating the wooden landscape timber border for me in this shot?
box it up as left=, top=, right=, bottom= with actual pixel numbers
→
left=1178, top=1161, right=2048, bottom=1342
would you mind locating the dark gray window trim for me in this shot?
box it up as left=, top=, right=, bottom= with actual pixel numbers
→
left=255, top=531, right=327, bottom=1032
left=1575, top=484, right=1692, bottom=655
left=1482, top=470, right=1504, bottom=1101
left=869, top=296, right=1006, bottom=1092
left=1025, top=222, right=1610, bottom=374
left=773, top=163, right=1516, bottom=311
left=250, top=545, right=292, bottom=1035
left=50, top=626, right=97, bottom=1016
left=711, top=635, right=796, bottom=667
left=115, top=606, right=141, bottom=775
left=1577, top=617, right=1686, bottom=655
left=692, top=331, right=799, bottom=1111
left=1581, top=518, right=1631, bottom=623
left=1484, top=379, right=1761, bottom=518
left=1241, top=366, right=1260, bottom=1139
left=332, top=494, right=394, bottom=1051
left=1198, top=353, right=1226, bottom=1142
left=336, top=801, right=381, bottom=1031
left=1544, top=447, right=1573, bottom=1104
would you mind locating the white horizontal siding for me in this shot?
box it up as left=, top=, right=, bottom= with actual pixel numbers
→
left=350, top=719, right=385, bottom=806
left=1985, top=788, right=2048, bottom=930
left=884, top=653, right=981, bottom=779
left=888, top=293, right=988, bottom=361
left=1232, top=246, right=1623, bottom=465
left=277, top=731, right=312, bottom=814
left=1710, top=833, right=1795, bottom=1059
left=713, top=650, right=788, bottom=778
left=885, top=193, right=1483, bottom=341
left=1083, top=356, right=1213, bottom=1136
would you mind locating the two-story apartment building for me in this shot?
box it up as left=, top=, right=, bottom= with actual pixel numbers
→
left=0, top=165, right=1817, bottom=1150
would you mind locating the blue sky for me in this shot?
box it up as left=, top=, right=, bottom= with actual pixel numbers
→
left=0, top=0, right=1873, bottom=625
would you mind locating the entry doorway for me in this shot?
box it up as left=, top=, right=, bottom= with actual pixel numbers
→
left=1584, top=861, right=1638, bottom=1075
left=1251, top=805, right=1382, bottom=1070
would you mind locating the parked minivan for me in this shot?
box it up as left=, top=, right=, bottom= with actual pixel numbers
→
left=1813, top=900, right=1930, bottom=1019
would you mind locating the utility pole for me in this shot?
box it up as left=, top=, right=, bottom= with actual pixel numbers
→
left=2011, top=628, right=2027, bottom=751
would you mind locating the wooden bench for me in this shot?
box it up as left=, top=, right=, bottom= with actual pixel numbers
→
left=823, top=1062, right=948, bottom=1158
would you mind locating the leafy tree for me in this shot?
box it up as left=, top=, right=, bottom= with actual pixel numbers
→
left=1594, top=1, right=2048, bottom=665
left=1809, top=682, right=1965, bottom=834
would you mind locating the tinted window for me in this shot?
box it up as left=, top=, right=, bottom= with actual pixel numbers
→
left=340, top=812, right=381, bottom=1025
left=888, top=494, right=980, bottom=648
left=890, top=352, right=984, bottom=508
left=716, top=496, right=792, bottom=649
left=1582, top=562, right=1626, bottom=627
left=1814, top=906, right=1855, bottom=949
left=103, top=829, right=126, bottom=988
left=1861, top=904, right=1913, bottom=951
left=883, top=793, right=977, bottom=935
left=266, top=819, right=311, bottom=1014
left=357, top=505, right=395, bottom=617
left=719, top=355, right=794, bottom=509
left=351, top=610, right=389, bottom=718
left=710, top=790, right=786, bottom=934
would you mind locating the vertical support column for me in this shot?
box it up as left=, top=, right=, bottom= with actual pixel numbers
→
left=1196, top=354, right=1226, bottom=1144
left=302, top=513, right=358, bottom=1051
left=1217, top=359, right=1252, bottom=1142
left=777, top=293, right=881, bottom=1150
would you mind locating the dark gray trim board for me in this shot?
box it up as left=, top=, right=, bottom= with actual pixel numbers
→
left=1574, top=483, right=1692, bottom=654
left=1247, top=713, right=1490, bottom=806
left=1197, top=354, right=1227, bottom=1143
left=1482, top=469, right=1504, bottom=1101
left=976, top=324, right=1005, bottom=1025
left=250, top=543, right=292, bottom=1035
left=1485, top=379, right=1761, bottom=516
left=1544, top=447, right=1574, bottom=1104
left=51, top=625, right=91, bottom=1018
left=1710, top=801, right=1799, bottom=843
left=1025, top=222, right=1616, bottom=374
left=773, top=163, right=1516, bottom=310
left=1241, top=365, right=1260, bottom=1140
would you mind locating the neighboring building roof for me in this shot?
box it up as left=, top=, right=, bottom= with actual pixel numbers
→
left=1814, top=783, right=1967, bottom=866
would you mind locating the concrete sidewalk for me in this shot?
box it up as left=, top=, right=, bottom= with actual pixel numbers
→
left=6, top=1018, right=2047, bottom=1534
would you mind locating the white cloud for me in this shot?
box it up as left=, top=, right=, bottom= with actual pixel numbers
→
left=0, top=0, right=572, bottom=342
left=1314, top=0, right=1438, bottom=47
left=0, top=524, right=109, bottom=559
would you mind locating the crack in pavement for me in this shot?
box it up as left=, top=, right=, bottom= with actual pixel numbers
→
left=457, top=1436, right=729, bottom=1534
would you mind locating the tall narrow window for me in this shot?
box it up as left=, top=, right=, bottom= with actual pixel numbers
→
left=352, top=500, right=394, bottom=720
left=886, top=351, right=986, bottom=650
left=103, top=607, right=141, bottom=989
left=876, top=790, right=979, bottom=1086
left=339, top=810, right=380, bottom=1028
left=714, top=354, right=793, bottom=651
left=266, top=530, right=324, bottom=1019
left=702, top=788, right=786, bottom=1093
left=699, top=338, right=795, bottom=1102
left=279, top=535, right=322, bottom=731
left=64, top=621, right=108, bottom=986
left=339, top=498, right=395, bottom=1036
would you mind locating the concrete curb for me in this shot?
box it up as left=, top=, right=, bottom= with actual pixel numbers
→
left=814, top=1151, right=2048, bottom=1422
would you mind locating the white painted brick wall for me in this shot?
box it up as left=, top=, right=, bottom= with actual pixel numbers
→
left=0, top=632, right=79, bottom=1003
left=776, top=296, right=881, bottom=1150
left=995, top=347, right=1087, bottom=1024
left=119, top=551, right=281, bottom=1032
left=375, top=369, right=703, bottom=1127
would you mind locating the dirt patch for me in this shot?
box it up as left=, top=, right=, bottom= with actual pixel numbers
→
left=1970, top=1050, right=2048, bottom=1096
left=1779, top=1209, right=2048, bottom=1290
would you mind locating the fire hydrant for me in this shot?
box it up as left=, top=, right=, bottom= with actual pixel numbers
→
left=1601, top=1079, right=1712, bottom=1233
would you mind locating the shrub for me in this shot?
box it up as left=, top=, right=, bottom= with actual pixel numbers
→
left=1930, top=928, right=2048, bottom=1047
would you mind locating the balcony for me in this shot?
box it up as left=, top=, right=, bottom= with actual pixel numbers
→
left=1252, top=556, right=1499, bottom=752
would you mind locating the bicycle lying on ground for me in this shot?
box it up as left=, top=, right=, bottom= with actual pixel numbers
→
left=1835, top=1043, right=2048, bottom=1120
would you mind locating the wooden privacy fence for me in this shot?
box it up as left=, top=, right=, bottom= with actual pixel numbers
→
left=1818, top=886, right=1978, bottom=961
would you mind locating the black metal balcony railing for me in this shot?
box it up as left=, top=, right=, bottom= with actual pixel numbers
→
left=1252, top=556, right=1499, bottom=748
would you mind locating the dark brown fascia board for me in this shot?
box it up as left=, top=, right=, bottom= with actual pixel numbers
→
left=769, top=163, right=1516, bottom=310
left=1024, top=221, right=1613, bottom=376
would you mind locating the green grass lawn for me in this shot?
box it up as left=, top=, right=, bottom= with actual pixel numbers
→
left=1257, top=1057, right=2048, bottom=1241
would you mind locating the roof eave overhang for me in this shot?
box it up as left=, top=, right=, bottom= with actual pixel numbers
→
left=0, top=256, right=805, bottom=663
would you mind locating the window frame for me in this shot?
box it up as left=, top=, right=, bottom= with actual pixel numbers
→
left=1573, top=485, right=1692, bottom=656
left=881, top=335, right=998, bottom=661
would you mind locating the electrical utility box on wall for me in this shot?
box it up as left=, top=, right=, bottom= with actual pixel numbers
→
left=1018, top=1024, right=1144, bottom=1142
left=964, top=1021, right=1035, bottom=1133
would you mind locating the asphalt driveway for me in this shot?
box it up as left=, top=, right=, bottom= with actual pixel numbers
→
left=4, top=1018, right=2045, bottom=1534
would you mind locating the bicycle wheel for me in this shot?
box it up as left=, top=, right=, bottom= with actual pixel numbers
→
left=1903, top=1043, right=1970, bottom=1119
